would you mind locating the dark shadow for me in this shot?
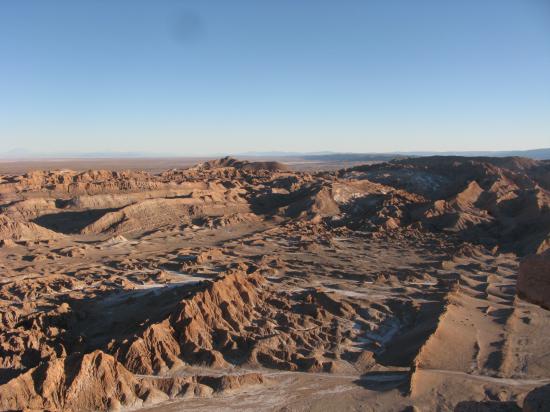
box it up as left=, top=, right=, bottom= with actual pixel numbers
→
left=489, top=308, right=514, bottom=325
left=33, top=209, right=119, bottom=234
left=454, top=400, right=521, bottom=412
left=353, top=371, right=409, bottom=393
left=376, top=299, right=447, bottom=367
left=0, top=368, right=23, bottom=385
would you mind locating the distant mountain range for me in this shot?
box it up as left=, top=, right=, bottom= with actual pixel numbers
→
left=394, top=148, right=550, bottom=160
left=240, top=149, right=550, bottom=161
left=1, top=148, right=549, bottom=161
left=300, top=148, right=550, bottom=162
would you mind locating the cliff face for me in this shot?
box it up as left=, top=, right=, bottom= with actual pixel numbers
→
left=518, top=250, right=550, bottom=310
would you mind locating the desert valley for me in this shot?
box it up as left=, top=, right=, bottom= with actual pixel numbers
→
left=0, top=155, right=549, bottom=411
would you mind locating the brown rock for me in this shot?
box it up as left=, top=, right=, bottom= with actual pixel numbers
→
left=518, top=250, right=550, bottom=310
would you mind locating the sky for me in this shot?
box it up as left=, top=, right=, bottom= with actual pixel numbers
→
left=1, top=0, right=549, bottom=155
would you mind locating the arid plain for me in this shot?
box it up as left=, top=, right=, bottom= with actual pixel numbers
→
left=0, top=156, right=549, bottom=412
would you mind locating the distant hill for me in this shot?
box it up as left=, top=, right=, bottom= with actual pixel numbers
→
left=393, top=148, right=550, bottom=160
left=300, top=153, right=408, bottom=162
left=243, top=149, right=550, bottom=162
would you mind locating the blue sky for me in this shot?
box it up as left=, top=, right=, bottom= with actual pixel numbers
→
left=1, top=0, right=549, bottom=155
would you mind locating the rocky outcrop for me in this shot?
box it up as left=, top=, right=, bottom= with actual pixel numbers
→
left=0, top=350, right=159, bottom=411
left=0, top=214, right=63, bottom=241
left=0, top=349, right=264, bottom=412
left=518, top=250, right=550, bottom=310
left=345, top=157, right=550, bottom=254
left=197, top=156, right=289, bottom=172
left=118, top=271, right=264, bottom=374
left=81, top=194, right=250, bottom=234
left=117, top=270, right=367, bottom=375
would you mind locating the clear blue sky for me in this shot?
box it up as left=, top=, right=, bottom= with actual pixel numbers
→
left=1, top=0, right=549, bottom=155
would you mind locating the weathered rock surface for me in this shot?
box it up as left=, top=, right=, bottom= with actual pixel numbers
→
left=518, top=250, right=550, bottom=310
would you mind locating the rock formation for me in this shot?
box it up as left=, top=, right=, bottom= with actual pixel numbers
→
left=0, top=156, right=549, bottom=411
left=518, top=250, right=550, bottom=310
